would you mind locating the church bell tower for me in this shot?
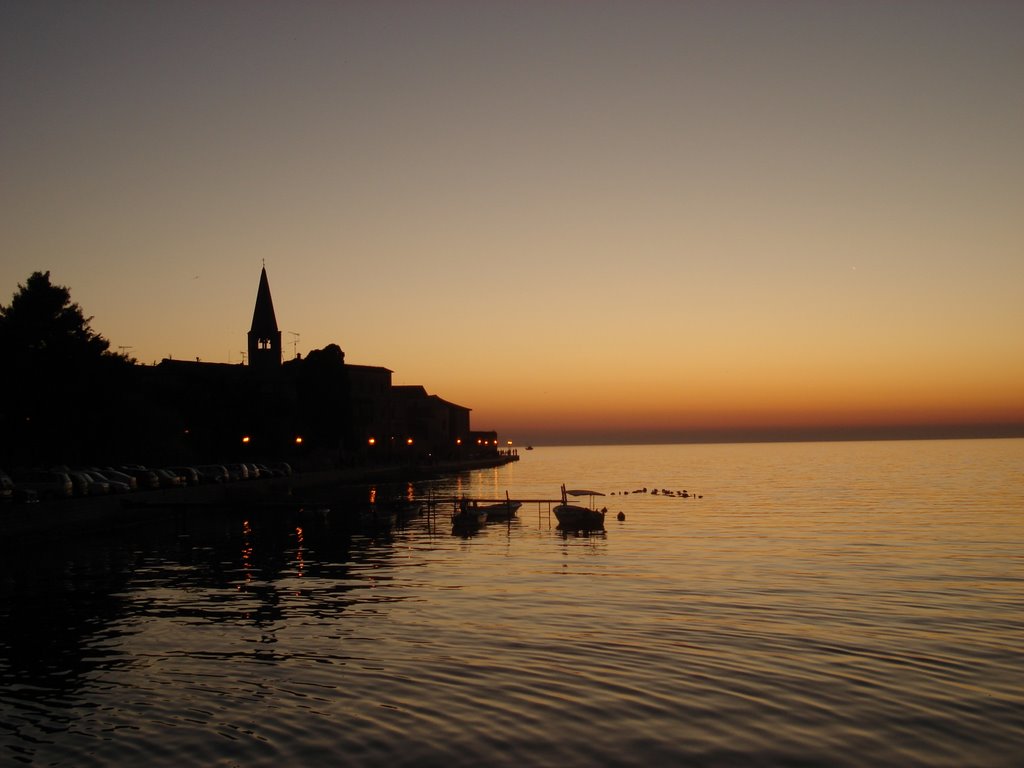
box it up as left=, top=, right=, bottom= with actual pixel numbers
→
left=248, top=265, right=282, bottom=370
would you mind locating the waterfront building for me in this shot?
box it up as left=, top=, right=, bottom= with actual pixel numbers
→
left=390, top=385, right=471, bottom=456
left=230, top=266, right=487, bottom=463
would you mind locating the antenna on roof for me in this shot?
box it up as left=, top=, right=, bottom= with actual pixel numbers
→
left=288, top=331, right=300, bottom=359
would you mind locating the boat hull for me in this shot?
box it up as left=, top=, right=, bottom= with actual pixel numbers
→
left=478, top=501, right=522, bottom=522
left=553, top=504, right=605, bottom=530
left=452, top=510, right=487, bottom=527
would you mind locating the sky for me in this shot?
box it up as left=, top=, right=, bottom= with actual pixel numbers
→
left=2, top=1, right=1022, bottom=445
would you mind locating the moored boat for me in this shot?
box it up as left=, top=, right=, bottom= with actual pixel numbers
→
left=553, top=485, right=606, bottom=530
left=384, top=499, right=423, bottom=518
left=474, top=499, right=522, bottom=522
left=452, top=501, right=487, bottom=528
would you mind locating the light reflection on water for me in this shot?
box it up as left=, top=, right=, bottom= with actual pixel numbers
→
left=1, top=439, right=1023, bottom=766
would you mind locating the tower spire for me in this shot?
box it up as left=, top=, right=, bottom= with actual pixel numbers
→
left=247, top=265, right=281, bottom=369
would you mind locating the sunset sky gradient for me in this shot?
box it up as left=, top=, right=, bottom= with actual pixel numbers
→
left=3, top=1, right=1022, bottom=444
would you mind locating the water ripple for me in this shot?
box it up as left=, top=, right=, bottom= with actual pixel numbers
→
left=2, top=441, right=1024, bottom=766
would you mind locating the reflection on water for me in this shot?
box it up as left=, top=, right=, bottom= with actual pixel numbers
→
left=2, top=440, right=1023, bottom=767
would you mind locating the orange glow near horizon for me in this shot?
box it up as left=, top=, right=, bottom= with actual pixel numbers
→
left=483, top=401, right=1024, bottom=435
left=466, top=364, right=1024, bottom=441
left=393, top=284, right=1024, bottom=440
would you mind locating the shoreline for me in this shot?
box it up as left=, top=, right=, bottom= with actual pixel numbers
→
left=1, top=455, right=519, bottom=537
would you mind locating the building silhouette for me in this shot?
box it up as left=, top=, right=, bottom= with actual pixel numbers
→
left=139, top=265, right=494, bottom=468
left=0, top=265, right=498, bottom=468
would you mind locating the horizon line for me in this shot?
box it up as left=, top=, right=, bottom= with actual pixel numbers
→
left=501, top=424, right=1024, bottom=447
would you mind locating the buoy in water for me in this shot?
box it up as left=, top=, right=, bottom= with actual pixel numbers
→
left=616, top=511, right=625, bottom=521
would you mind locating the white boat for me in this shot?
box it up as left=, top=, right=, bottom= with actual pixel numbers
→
left=553, top=485, right=606, bottom=530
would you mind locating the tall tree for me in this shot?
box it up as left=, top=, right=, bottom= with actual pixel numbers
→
left=0, top=271, right=127, bottom=362
left=0, top=271, right=132, bottom=465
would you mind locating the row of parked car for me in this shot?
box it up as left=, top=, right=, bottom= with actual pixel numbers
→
left=0, top=461, right=293, bottom=503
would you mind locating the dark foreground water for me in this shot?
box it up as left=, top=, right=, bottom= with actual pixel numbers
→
left=2, top=439, right=1022, bottom=766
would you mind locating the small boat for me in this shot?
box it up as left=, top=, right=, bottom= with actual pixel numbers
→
left=452, top=500, right=487, bottom=528
left=553, top=485, right=606, bottom=530
left=473, top=498, right=522, bottom=522
left=383, top=499, right=423, bottom=519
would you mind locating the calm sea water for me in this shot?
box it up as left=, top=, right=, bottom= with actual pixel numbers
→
left=1, top=439, right=1022, bottom=767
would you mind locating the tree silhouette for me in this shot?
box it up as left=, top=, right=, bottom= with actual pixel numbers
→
left=0, top=273, right=360, bottom=469
left=0, top=271, right=126, bottom=363
left=0, top=271, right=133, bottom=466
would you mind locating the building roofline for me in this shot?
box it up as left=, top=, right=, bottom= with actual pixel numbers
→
left=345, top=363, right=394, bottom=373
